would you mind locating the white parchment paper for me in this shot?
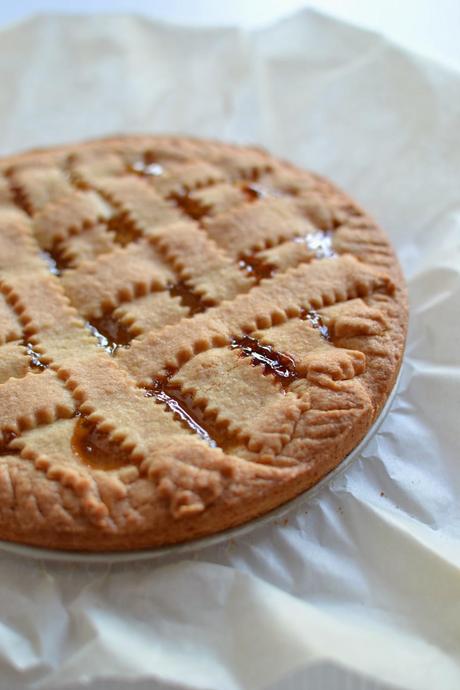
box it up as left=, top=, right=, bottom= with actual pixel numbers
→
left=0, top=10, right=459, bottom=690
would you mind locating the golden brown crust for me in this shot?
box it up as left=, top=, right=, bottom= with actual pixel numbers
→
left=0, top=135, right=407, bottom=551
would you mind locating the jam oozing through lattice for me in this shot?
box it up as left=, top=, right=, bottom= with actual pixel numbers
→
left=40, top=250, right=62, bottom=276
left=239, top=255, right=274, bottom=283
left=6, top=173, right=33, bottom=216
left=170, top=190, right=210, bottom=221
left=25, top=342, right=47, bottom=370
left=86, top=316, right=132, bottom=355
left=0, top=430, right=19, bottom=456
left=71, top=417, right=131, bottom=470
left=106, top=213, right=142, bottom=246
left=294, top=230, right=335, bottom=259
left=169, top=281, right=208, bottom=314
left=301, top=309, right=330, bottom=339
left=145, top=381, right=220, bottom=448
left=231, top=336, right=297, bottom=386
left=127, top=153, right=165, bottom=178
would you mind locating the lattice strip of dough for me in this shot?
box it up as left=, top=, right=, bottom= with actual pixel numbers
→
left=95, top=176, right=182, bottom=232
left=56, top=223, right=117, bottom=268
left=169, top=348, right=305, bottom=462
left=206, top=148, right=274, bottom=180
left=256, top=241, right=315, bottom=273
left=59, top=353, right=192, bottom=452
left=71, top=151, right=126, bottom=187
left=0, top=216, right=47, bottom=275
left=256, top=319, right=366, bottom=388
left=186, top=183, right=247, bottom=217
left=0, top=210, right=225, bottom=513
left=93, top=175, right=253, bottom=303
left=0, top=212, right=218, bottom=505
left=33, top=190, right=111, bottom=249
left=0, top=293, right=22, bottom=344
left=112, top=292, right=188, bottom=337
left=119, top=256, right=393, bottom=383
left=0, top=177, right=30, bottom=223
left=153, top=222, right=253, bottom=304
left=9, top=165, right=74, bottom=212
left=203, top=197, right=317, bottom=258
left=3, top=273, right=95, bottom=364
left=0, top=342, right=29, bottom=384
left=0, top=370, right=74, bottom=443
left=148, top=160, right=227, bottom=197
left=60, top=241, right=175, bottom=319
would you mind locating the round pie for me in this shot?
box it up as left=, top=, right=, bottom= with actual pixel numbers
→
left=0, top=136, right=407, bottom=551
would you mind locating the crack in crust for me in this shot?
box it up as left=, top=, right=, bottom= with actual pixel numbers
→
left=0, top=135, right=407, bottom=551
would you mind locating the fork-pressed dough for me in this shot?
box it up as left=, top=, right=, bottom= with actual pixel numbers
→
left=0, top=136, right=407, bottom=551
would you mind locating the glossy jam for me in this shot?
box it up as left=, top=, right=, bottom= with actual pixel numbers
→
left=106, top=213, right=141, bottom=246
left=25, top=342, right=47, bottom=371
left=86, top=317, right=132, bottom=355
left=169, top=281, right=208, bottom=315
left=145, top=381, right=219, bottom=448
left=294, top=230, right=335, bottom=260
left=170, top=190, right=210, bottom=221
left=71, top=418, right=130, bottom=470
left=39, top=250, right=62, bottom=276
left=128, top=156, right=165, bottom=178
left=0, top=430, right=18, bottom=456
left=302, top=309, right=330, bottom=339
left=231, top=336, right=297, bottom=386
left=238, top=255, right=274, bottom=283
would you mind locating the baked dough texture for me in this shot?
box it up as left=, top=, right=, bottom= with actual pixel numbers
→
left=0, top=136, right=407, bottom=551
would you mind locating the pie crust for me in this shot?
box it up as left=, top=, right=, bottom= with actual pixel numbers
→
left=0, top=135, right=407, bottom=551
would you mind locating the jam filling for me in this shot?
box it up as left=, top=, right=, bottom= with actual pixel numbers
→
left=127, top=153, right=165, bottom=178
left=145, top=380, right=221, bottom=449
left=39, top=250, right=62, bottom=276
left=170, top=190, right=210, bottom=221
left=7, top=179, right=33, bottom=216
left=294, top=230, right=335, bottom=259
left=106, top=213, right=142, bottom=246
left=238, top=165, right=272, bottom=182
left=25, top=342, right=47, bottom=371
left=239, top=255, right=274, bottom=283
left=71, top=417, right=131, bottom=470
left=86, top=316, right=132, bottom=355
left=231, top=336, right=297, bottom=386
left=169, top=281, right=208, bottom=315
left=301, top=309, right=330, bottom=339
left=0, top=430, right=18, bottom=456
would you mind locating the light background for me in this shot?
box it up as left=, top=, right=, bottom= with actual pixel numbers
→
left=1, top=1, right=460, bottom=71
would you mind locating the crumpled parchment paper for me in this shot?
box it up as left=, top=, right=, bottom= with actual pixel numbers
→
left=0, top=9, right=459, bottom=690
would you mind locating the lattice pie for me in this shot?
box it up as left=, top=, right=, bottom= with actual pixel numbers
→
left=0, top=136, right=407, bottom=551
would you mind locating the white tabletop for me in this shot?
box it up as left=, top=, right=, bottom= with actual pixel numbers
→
left=0, top=0, right=459, bottom=71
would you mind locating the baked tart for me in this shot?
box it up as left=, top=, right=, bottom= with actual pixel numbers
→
left=0, top=136, right=407, bottom=551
